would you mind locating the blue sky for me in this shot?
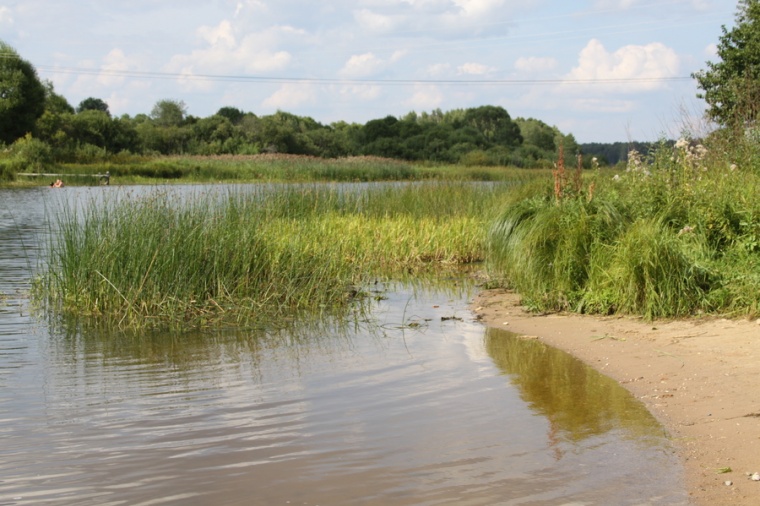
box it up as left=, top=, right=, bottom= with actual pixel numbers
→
left=0, top=0, right=737, bottom=142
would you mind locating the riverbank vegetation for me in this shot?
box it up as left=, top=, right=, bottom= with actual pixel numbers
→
left=36, top=182, right=520, bottom=329
left=10, top=154, right=547, bottom=186
left=488, top=0, right=760, bottom=319
left=488, top=131, right=760, bottom=319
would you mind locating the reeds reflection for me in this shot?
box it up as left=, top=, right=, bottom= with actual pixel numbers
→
left=484, top=327, right=666, bottom=453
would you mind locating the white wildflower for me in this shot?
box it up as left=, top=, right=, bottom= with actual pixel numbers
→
left=678, top=225, right=694, bottom=236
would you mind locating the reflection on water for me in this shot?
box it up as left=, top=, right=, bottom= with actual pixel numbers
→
left=486, top=328, right=666, bottom=457
left=0, top=187, right=687, bottom=505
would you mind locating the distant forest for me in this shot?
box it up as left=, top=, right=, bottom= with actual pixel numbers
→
left=579, top=141, right=670, bottom=166
left=7, top=85, right=660, bottom=170
left=0, top=42, right=669, bottom=171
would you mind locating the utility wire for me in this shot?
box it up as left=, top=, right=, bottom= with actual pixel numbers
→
left=31, top=64, right=693, bottom=86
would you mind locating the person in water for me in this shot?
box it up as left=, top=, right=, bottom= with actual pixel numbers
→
left=51, top=179, right=64, bottom=188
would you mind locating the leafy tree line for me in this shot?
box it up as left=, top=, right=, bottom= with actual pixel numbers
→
left=578, top=141, right=667, bottom=166
left=1, top=40, right=581, bottom=171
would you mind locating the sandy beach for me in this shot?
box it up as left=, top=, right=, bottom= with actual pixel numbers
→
left=471, top=288, right=760, bottom=506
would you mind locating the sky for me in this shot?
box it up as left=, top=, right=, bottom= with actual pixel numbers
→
left=0, top=0, right=739, bottom=143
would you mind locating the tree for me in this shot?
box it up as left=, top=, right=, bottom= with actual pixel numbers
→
left=693, top=0, right=760, bottom=126
left=43, top=81, right=74, bottom=115
left=0, top=40, right=46, bottom=144
left=462, top=106, right=523, bottom=148
left=77, top=97, right=110, bottom=116
left=150, top=99, right=187, bottom=126
left=36, top=81, right=75, bottom=149
left=216, top=106, right=245, bottom=125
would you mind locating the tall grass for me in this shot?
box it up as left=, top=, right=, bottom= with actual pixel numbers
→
left=37, top=182, right=513, bottom=328
left=487, top=137, right=760, bottom=319
left=48, top=154, right=548, bottom=185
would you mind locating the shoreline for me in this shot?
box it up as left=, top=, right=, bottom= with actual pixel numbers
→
left=471, top=288, right=760, bottom=506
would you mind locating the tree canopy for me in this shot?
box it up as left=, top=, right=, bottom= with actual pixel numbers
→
left=0, top=40, right=46, bottom=144
left=151, top=99, right=187, bottom=127
left=693, top=0, right=760, bottom=126
left=77, top=97, right=110, bottom=116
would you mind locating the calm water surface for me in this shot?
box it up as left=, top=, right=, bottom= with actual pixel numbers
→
left=0, top=186, right=687, bottom=505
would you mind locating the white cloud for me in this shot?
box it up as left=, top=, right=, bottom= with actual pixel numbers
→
left=457, top=62, right=496, bottom=75
left=105, top=92, right=131, bottom=113
left=403, top=85, right=444, bottom=110
left=262, top=83, right=316, bottom=109
left=514, top=56, right=558, bottom=73
left=354, top=0, right=529, bottom=39
left=451, top=0, right=507, bottom=18
left=164, top=23, right=296, bottom=90
left=593, top=0, right=641, bottom=8
left=563, top=39, right=680, bottom=93
left=390, top=50, right=407, bottom=62
left=426, top=63, right=452, bottom=76
left=340, top=52, right=385, bottom=77
left=338, top=84, right=382, bottom=101
left=235, top=0, right=267, bottom=18
left=0, top=6, right=13, bottom=24
left=354, top=9, right=399, bottom=33
left=339, top=51, right=407, bottom=78
left=97, top=49, right=137, bottom=87
left=705, top=43, right=718, bottom=58
left=593, top=0, right=709, bottom=10
left=571, top=98, right=635, bottom=113
left=198, top=20, right=236, bottom=48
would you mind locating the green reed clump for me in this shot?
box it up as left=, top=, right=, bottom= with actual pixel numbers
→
left=40, top=191, right=358, bottom=328
left=487, top=136, right=760, bottom=318
left=582, top=218, right=713, bottom=318
left=488, top=179, right=627, bottom=312
left=38, top=182, right=511, bottom=328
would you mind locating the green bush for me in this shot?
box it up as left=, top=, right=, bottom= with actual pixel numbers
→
left=10, top=134, right=53, bottom=171
left=487, top=135, right=760, bottom=319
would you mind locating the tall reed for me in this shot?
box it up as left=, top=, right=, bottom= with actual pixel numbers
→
left=487, top=137, right=760, bottom=318
left=37, top=182, right=513, bottom=328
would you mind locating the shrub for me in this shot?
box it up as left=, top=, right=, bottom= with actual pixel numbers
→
left=10, top=134, right=53, bottom=171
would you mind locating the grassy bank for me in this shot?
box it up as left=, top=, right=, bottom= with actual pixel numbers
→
left=4, top=154, right=548, bottom=186
left=487, top=136, right=760, bottom=319
left=36, top=182, right=518, bottom=329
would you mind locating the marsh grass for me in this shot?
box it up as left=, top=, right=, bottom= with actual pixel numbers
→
left=37, top=182, right=511, bottom=329
left=49, top=154, right=547, bottom=186
left=487, top=139, right=760, bottom=319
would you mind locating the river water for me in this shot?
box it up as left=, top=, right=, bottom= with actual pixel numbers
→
left=0, top=186, right=688, bottom=505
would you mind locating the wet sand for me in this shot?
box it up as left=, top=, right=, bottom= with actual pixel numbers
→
left=472, top=289, right=760, bottom=506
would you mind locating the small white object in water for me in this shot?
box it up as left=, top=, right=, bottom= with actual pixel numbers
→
left=752, top=472, right=760, bottom=481
left=725, top=481, right=733, bottom=486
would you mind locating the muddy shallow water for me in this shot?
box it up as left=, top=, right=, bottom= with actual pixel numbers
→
left=0, top=186, right=688, bottom=505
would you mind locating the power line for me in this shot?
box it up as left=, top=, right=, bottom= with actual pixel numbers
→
left=32, top=64, right=693, bottom=86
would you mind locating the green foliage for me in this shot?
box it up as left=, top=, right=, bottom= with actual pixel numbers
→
left=583, top=219, right=712, bottom=318
left=77, top=97, right=110, bottom=116
left=43, top=81, right=74, bottom=115
left=216, top=106, right=245, bottom=124
left=0, top=40, right=46, bottom=144
left=150, top=99, right=187, bottom=127
left=37, top=182, right=515, bottom=328
left=693, top=0, right=760, bottom=126
left=0, top=42, right=580, bottom=171
left=10, top=133, right=53, bottom=171
left=488, top=135, right=760, bottom=318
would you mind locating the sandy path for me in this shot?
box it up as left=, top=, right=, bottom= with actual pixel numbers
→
left=471, top=289, right=760, bottom=506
